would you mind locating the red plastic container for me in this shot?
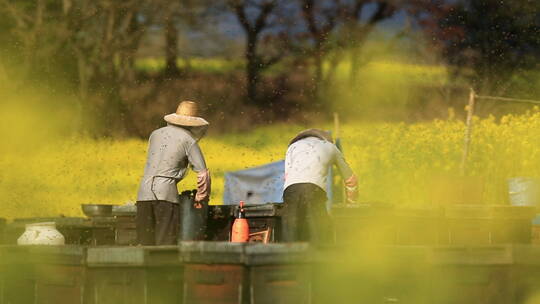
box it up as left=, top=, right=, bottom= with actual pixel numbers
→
left=231, top=201, right=249, bottom=242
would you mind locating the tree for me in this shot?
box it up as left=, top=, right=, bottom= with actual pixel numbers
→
left=0, top=0, right=62, bottom=79
left=0, top=0, right=160, bottom=135
left=164, top=3, right=181, bottom=76
left=161, top=0, right=209, bottom=76
left=228, top=0, right=287, bottom=106
left=337, top=1, right=396, bottom=85
left=300, top=0, right=340, bottom=102
left=411, top=0, right=540, bottom=94
left=298, top=0, right=396, bottom=103
left=63, top=0, right=156, bottom=134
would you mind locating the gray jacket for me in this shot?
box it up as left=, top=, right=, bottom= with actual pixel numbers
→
left=137, top=125, right=207, bottom=203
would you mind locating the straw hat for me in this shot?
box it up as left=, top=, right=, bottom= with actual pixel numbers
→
left=164, top=101, right=209, bottom=127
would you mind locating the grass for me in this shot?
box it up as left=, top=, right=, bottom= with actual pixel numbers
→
left=135, top=57, right=244, bottom=74
left=135, top=55, right=449, bottom=85
left=327, top=60, right=449, bottom=86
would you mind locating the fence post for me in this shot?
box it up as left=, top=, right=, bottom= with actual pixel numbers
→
left=460, top=88, right=476, bottom=176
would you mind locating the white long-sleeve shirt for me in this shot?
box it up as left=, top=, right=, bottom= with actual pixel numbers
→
left=284, top=136, right=354, bottom=192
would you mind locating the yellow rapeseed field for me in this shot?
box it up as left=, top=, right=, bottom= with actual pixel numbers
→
left=1, top=109, right=540, bottom=219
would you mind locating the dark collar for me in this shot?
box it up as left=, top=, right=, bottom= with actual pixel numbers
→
left=289, top=129, right=333, bottom=146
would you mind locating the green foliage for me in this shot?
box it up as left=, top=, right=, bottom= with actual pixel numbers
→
left=417, top=0, right=540, bottom=92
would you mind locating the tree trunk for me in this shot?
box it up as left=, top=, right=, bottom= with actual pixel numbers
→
left=120, top=12, right=141, bottom=84
left=21, top=0, right=45, bottom=78
left=246, top=32, right=260, bottom=105
left=75, top=54, right=88, bottom=132
left=325, top=50, right=342, bottom=85
left=349, top=47, right=360, bottom=86
left=312, top=41, right=324, bottom=108
left=165, top=16, right=179, bottom=76
left=99, top=75, right=135, bottom=136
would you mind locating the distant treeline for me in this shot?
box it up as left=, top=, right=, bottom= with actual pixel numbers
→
left=0, top=0, right=538, bottom=136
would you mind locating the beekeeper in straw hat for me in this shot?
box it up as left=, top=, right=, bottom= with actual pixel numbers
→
left=136, top=101, right=211, bottom=245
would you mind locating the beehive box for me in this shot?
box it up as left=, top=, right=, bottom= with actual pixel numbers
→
left=513, top=245, right=540, bottom=303
left=443, top=205, right=536, bottom=245
left=489, top=206, right=536, bottom=244
left=0, top=245, right=86, bottom=304
left=395, top=207, right=444, bottom=245
left=180, top=242, right=311, bottom=304
left=85, top=246, right=182, bottom=304
left=181, top=242, right=246, bottom=304
left=531, top=215, right=540, bottom=244
left=428, top=245, right=516, bottom=304
left=331, top=204, right=396, bottom=244
left=245, top=243, right=311, bottom=304
left=311, top=245, right=431, bottom=304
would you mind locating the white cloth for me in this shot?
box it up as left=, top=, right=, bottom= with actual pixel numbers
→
left=284, top=137, right=353, bottom=192
left=223, top=161, right=285, bottom=205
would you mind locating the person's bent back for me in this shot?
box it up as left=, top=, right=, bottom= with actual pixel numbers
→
left=283, top=129, right=358, bottom=244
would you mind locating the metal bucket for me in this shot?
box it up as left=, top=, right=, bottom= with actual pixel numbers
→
left=179, top=190, right=208, bottom=241
left=508, top=177, right=540, bottom=207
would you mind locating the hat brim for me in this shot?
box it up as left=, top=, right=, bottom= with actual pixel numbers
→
left=164, top=114, right=209, bottom=127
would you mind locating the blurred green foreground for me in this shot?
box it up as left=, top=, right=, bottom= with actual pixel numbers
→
left=2, top=242, right=540, bottom=304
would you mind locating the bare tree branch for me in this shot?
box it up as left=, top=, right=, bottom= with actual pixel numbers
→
left=230, top=0, right=251, bottom=32
left=253, top=1, right=275, bottom=34
left=0, top=0, right=32, bottom=27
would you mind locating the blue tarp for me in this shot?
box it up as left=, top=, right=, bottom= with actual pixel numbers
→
left=223, top=160, right=285, bottom=205
left=222, top=160, right=334, bottom=206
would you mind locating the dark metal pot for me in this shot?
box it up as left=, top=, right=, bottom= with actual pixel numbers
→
left=112, top=204, right=137, bottom=216
left=81, top=204, right=114, bottom=217
left=178, top=190, right=208, bottom=241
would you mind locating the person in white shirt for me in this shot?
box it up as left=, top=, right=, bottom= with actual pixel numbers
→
left=283, top=129, right=358, bottom=244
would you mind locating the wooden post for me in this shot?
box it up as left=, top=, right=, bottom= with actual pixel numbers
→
left=460, top=88, right=476, bottom=176
left=333, top=112, right=347, bottom=204
left=333, top=112, right=340, bottom=140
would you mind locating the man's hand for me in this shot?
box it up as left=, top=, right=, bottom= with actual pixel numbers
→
left=195, top=169, right=211, bottom=202
left=345, top=174, right=358, bottom=204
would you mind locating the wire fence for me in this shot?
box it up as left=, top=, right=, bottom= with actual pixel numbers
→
left=460, top=91, right=540, bottom=175
left=475, top=94, right=540, bottom=105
